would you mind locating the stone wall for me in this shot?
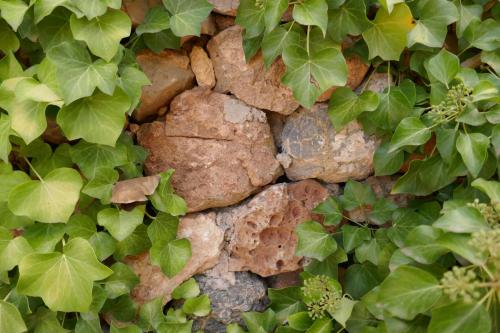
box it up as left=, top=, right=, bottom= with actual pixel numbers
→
left=121, top=2, right=390, bottom=331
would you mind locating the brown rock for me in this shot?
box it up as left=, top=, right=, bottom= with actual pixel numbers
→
left=43, top=117, right=66, bottom=144
left=190, top=46, right=216, bottom=88
left=134, top=50, right=194, bottom=121
left=137, top=88, right=282, bottom=212
left=208, top=0, right=239, bottom=16
left=124, top=212, right=224, bottom=304
left=222, top=180, right=329, bottom=277
left=317, top=55, right=370, bottom=102
left=111, top=175, right=161, bottom=204
left=214, top=13, right=235, bottom=30
left=122, top=0, right=162, bottom=27
left=267, top=270, right=302, bottom=289
left=207, top=26, right=299, bottom=115
left=277, top=104, right=378, bottom=183
left=365, top=72, right=392, bottom=93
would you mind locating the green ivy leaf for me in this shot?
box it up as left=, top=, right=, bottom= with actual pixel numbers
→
left=464, top=19, right=500, bottom=51
left=312, top=197, right=343, bottom=226
left=282, top=29, right=347, bottom=108
left=355, top=239, right=380, bottom=265
left=264, top=0, right=288, bottom=33
left=70, top=9, right=131, bottom=62
left=306, top=318, right=332, bottom=333
left=362, top=3, right=414, bottom=60
left=242, top=309, right=277, bottom=333
left=456, top=132, right=489, bottom=178
left=97, top=206, right=145, bottom=242
left=17, top=237, right=113, bottom=312
left=0, top=114, right=11, bottom=162
left=428, top=302, right=491, bottom=333
left=147, top=212, right=179, bottom=246
left=377, top=266, right=442, bottom=320
left=104, top=262, right=139, bottom=299
left=379, top=0, right=403, bottom=14
left=235, top=0, right=265, bottom=38
left=456, top=3, right=482, bottom=38
left=268, top=287, right=305, bottom=322
left=0, top=300, right=27, bottom=333
left=82, top=167, right=119, bottom=203
left=8, top=168, right=83, bottom=223
left=162, top=0, right=213, bottom=37
left=401, top=226, right=447, bottom=264
left=344, top=263, right=382, bottom=299
left=37, top=8, right=73, bottom=51
left=138, top=297, right=165, bottom=331
left=331, top=297, right=357, bottom=328
left=47, top=41, right=118, bottom=103
left=436, top=233, right=487, bottom=265
left=0, top=227, right=32, bottom=271
left=65, top=214, right=97, bottom=240
left=327, top=0, right=371, bottom=42
left=57, top=89, right=131, bottom=146
left=339, top=180, right=376, bottom=210
left=261, top=23, right=303, bottom=68
left=471, top=178, right=500, bottom=203
left=295, top=221, right=337, bottom=261
left=328, top=88, right=379, bottom=130
left=172, top=278, right=200, bottom=300
left=0, top=20, right=19, bottom=52
left=292, top=0, right=328, bottom=36
left=71, top=0, right=121, bottom=20
left=150, top=238, right=191, bottom=277
left=150, top=170, right=188, bottom=216
left=481, top=50, right=500, bottom=76
left=136, top=7, right=170, bottom=36
left=0, top=0, right=29, bottom=31
left=389, top=117, right=431, bottom=152
left=433, top=206, right=490, bottom=233
left=408, top=0, right=458, bottom=48
left=373, top=142, right=405, bottom=176
left=23, top=223, right=65, bottom=253
left=342, top=225, right=371, bottom=253
left=182, top=294, right=211, bottom=316
left=425, top=49, right=460, bottom=87
left=89, top=231, right=117, bottom=261
left=70, top=141, right=128, bottom=179
left=143, top=29, right=181, bottom=52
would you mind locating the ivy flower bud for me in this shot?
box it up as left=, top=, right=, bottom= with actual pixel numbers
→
left=440, top=267, right=481, bottom=303
left=302, top=275, right=342, bottom=319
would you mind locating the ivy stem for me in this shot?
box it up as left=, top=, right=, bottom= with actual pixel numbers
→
left=22, top=156, right=44, bottom=182
left=2, top=289, right=13, bottom=302
left=306, top=25, right=311, bottom=55
left=145, top=211, right=156, bottom=219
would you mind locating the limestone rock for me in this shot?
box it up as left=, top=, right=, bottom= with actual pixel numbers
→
left=137, top=88, right=282, bottom=212
left=207, top=26, right=299, bottom=115
left=364, top=72, right=392, bottom=93
left=124, top=212, right=224, bottom=304
left=221, top=180, right=329, bottom=277
left=194, top=271, right=267, bottom=332
left=278, top=104, right=378, bottom=183
left=317, top=55, right=370, bottom=102
left=208, top=0, right=240, bottom=16
left=134, top=50, right=194, bottom=121
left=190, top=46, right=216, bottom=88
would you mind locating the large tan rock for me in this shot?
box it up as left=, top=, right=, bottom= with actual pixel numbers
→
left=124, top=212, right=224, bottom=304
left=221, top=180, right=329, bottom=277
left=137, top=88, right=282, bottom=212
left=134, top=50, right=194, bottom=121
left=277, top=104, right=378, bottom=183
left=208, top=0, right=240, bottom=16
left=207, top=26, right=299, bottom=115
left=190, top=46, right=216, bottom=88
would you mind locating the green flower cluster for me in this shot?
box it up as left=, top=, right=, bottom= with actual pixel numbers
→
left=255, top=0, right=265, bottom=10
left=470, top=229, right=500, bottom=269
left=301, top=275, right=342, bottom=319
left=428, top=83, right=473, bottom=124
left=440, top=267, right=481, bottom=303
left=468, top=199, right=500, bottom=226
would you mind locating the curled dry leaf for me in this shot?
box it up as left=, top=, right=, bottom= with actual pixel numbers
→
left=111, top=175, right=161, bottom=204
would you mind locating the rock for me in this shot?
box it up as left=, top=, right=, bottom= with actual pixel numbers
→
left=208, top=0, right=240, bottom=16
left=137, top=88, right=282, bottom=212
left=189, top=46, right=216, bottom=88
left=122, top=0, right=161, bottom=27
left=214, top=13, right=235, bottom=31
left=207, top=26, right=299, bottom=115
left=194, top=271, right=267, bottom=332
left=221, top=180, right=329, bottom=277
left=317, top=55, right=370, bottom=102
left=267, top=270, right=302, bottom=289
left=277, top=104, right=378, bottom=183
left=134, top=50, right=194, bottom=121
left=364, top=72, right=392, bottom=93
left=124, top=212, right=224, bottom=304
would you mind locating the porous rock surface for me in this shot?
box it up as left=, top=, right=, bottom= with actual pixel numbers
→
left=137, top=88, right=282, bottom=212
left=207, top=26, right=299, bottom=115
left=134, top=50, right=194, bottom=121
left=277, top=103, right=378, bottom=183
left=124, top=212, right=224, bottom=304
left=208, top=0, right=240, bottom=16
left=222, top=179, right=329, bottom=277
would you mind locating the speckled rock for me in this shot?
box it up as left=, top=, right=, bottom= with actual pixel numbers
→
left=124, top=212, right=224, bottom=304
left=137, top=88, right=282, bottom=212
left=208, top=0, right=240, bottom=16
left=364, top=72, right=392, bottom=93
left=190, top=46, right=216, bottom=88
left=221, top=180, right=329, bottom=277
left=277, top=103, right=378, bottom=183
left=134, top=50, right=194, bottom=121
left=317, top=55, right=370, bottom=102
left=194, top=271, right=267, bottom=332
left=207, top=26, right=299, bottom=115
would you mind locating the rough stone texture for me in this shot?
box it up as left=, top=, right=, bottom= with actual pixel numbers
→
left=221, top=180, right=329, bottom=277
left=277, top=103, right=378, bottom=183
left=364, top=72, right=392, bottom=93
left=317, top=55, right=370, bottom=102
left=267, top=270, right=302, bottom=289
left=137, top=88, right=282, bottom=212
left=207, top=26, right=299, bottom=115
left=208, top=0, right=240, bottom=16
left=190, top=46, right=216, bottom=88
left=134, top=50, right=195, bottom=121
left=214, top=13, right=235, bottom=31
left=194, top=271, right=267, bottom=332
left=124, top=212, right=224, bottom=304
left=122, top=0, right=161, bottom=26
